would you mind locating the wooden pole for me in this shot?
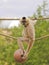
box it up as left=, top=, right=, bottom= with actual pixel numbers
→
left=0, top=17, right=49, bottom=20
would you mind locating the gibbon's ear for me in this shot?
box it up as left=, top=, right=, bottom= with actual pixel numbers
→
left=30, top=19, right=37, bottom=25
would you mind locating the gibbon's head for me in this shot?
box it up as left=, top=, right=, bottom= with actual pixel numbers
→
left=20, top=17, right=29, bottom=27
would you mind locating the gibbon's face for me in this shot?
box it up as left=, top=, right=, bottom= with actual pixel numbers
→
left=20, top=17, right=29, bottom=27
left=21, top=17, right=26, bottom=25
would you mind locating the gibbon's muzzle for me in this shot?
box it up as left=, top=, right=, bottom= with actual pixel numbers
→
left=22, top=21, right=26, bottom=26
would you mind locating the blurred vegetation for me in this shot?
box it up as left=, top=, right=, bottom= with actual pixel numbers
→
left=0, top=19, right=49, bottom=65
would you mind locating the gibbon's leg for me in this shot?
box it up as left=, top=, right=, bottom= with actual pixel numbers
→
left=17, top=37, right=35, bottom=54
left=17, top=37, right=29, bottom=52
left=21, top=39, right=35, bottom=59
left=26, top=39, right=35, bottom=55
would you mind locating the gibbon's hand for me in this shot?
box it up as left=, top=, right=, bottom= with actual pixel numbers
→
left=21, top=51, right=28, bottom=60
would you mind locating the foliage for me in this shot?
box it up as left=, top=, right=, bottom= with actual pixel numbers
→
left=32, top=0, right=48, bottom=18
left=42, top=0, right=48, bottom=16
left=36, top=6, right=42, bottom=17
left=0, top=20, right=49, bottom=65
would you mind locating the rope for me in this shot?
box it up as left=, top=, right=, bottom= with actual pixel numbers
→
left=0, top=33, right=49, bottom=41
left=0, top=33, right=17, bottom=40
left=36, top=34, right=49, bottom=40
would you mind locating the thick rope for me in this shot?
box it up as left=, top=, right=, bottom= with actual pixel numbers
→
left=0, top=33, right=49, bottom=41
left=0, top=33, right=17, bottom=40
